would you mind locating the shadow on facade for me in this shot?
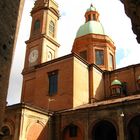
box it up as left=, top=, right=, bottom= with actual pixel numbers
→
left=92, top=120, right=117, bottom=140
left=127, top=115, right=140, bottom=140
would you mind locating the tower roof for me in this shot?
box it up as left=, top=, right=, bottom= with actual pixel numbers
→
left=76, top=21, right=105, bottom=38
left=87, top=4, right=96, bottom=12
left=76, top=4, right=105, bottom=38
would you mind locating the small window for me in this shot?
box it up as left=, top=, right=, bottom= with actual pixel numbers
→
left=48, top=51, right=53, bottom=61
left=95, top=50, right=104, bottom=65
left=92, top=14, right=96, bottom=20
left=88, top=15, right=91, bottom=21
left=34, top=20, right=40, bottom=31
left=109, top=53, right=113, bottom=68
left=69, top=124, right=77, bottom=137
left=80, top=50, right=87, bottom=60
left=111, top=87, right=121, bottom=96
left=49, top=21, right=55, bottom=37
left=48, top=71, right=58, bottom=96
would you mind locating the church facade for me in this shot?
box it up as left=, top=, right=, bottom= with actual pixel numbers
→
left=2, top=0, right=140, bottom=140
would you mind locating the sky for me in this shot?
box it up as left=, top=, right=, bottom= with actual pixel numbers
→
left=7, top=0, right=140, bottom=105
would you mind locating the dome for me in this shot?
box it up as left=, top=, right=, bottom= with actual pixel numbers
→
left=87, top=5, right=96, bottom=12
left=111, top=79, right=122, bottom=86
left=76, top=21, right=105, bottom=38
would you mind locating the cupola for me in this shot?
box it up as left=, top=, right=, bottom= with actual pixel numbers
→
left=76, top=4, right=105, bottom=38
left=72, top=4, right=116, bottom=71
left=85, top=4, right=99, bottom=22
left=111, top=79, right=122, bottom=96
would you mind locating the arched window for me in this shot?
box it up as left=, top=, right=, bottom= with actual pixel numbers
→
left=34, top=20, right=40, bottom=31
left=62, top=124, right=83, bottom=140
left=127, top=115, right=140, bottom=140
left=49, top=21, right=55, bottom=37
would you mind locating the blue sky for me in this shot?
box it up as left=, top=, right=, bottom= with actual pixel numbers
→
left=7, top=0, right=140, bottom=105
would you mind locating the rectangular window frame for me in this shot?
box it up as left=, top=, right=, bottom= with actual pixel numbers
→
left=79, top=50, right=87, bottom=60
left=48, top=70, right=58, bottom=96
left=109, top=53, right=113, bottom=68
left=95, top=49, right=104, bottom=65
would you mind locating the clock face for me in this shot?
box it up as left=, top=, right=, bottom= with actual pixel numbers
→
left=29, top=49, right=38, bottom=63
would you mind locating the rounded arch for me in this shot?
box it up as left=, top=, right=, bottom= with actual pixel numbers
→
left=26, top=120, right=47, bottom=140
left=62, top=122, right=84, bottom=140
left=127, top=115, right=140, bottom=140
left=91, top=120, right=117, bottom=140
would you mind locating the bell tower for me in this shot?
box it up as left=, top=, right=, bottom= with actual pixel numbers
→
left=23, top=0, right=60, bottom=71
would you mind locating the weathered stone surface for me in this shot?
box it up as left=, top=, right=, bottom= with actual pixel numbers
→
left=0, top=0, right=24, bottom=129
left=121, top=0, right=140, bottom=43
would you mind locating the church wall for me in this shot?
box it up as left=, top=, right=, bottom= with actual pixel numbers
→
left=3, top=105, right=24, bottom=140
left=73, top=57, right=89, bottom=107
left=93, top=67, right=104, bottom=100
left=111, top=68, right=136, bottom=93
left=21, top=71, right=36, bottom=103
left=42, top=38, right=58, bottom=62
left=24, top=38, right=44, bottom=69
left=19, top=108, right=49, bottom=140
left=58, top=99, right=140, bottom=140
left=104, top=64, right=140, bottom=98
left=134, top=65, right=140, bottom=89
left=22, top=56, right=75, bottom=111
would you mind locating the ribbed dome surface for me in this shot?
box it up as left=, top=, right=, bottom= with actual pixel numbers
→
left=76, top=21, right=105, bottom=38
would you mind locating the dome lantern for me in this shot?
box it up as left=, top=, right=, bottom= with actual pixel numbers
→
left=85, top=4, right=99, bottom=22
left=76, top=4, right=105, bottom=38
